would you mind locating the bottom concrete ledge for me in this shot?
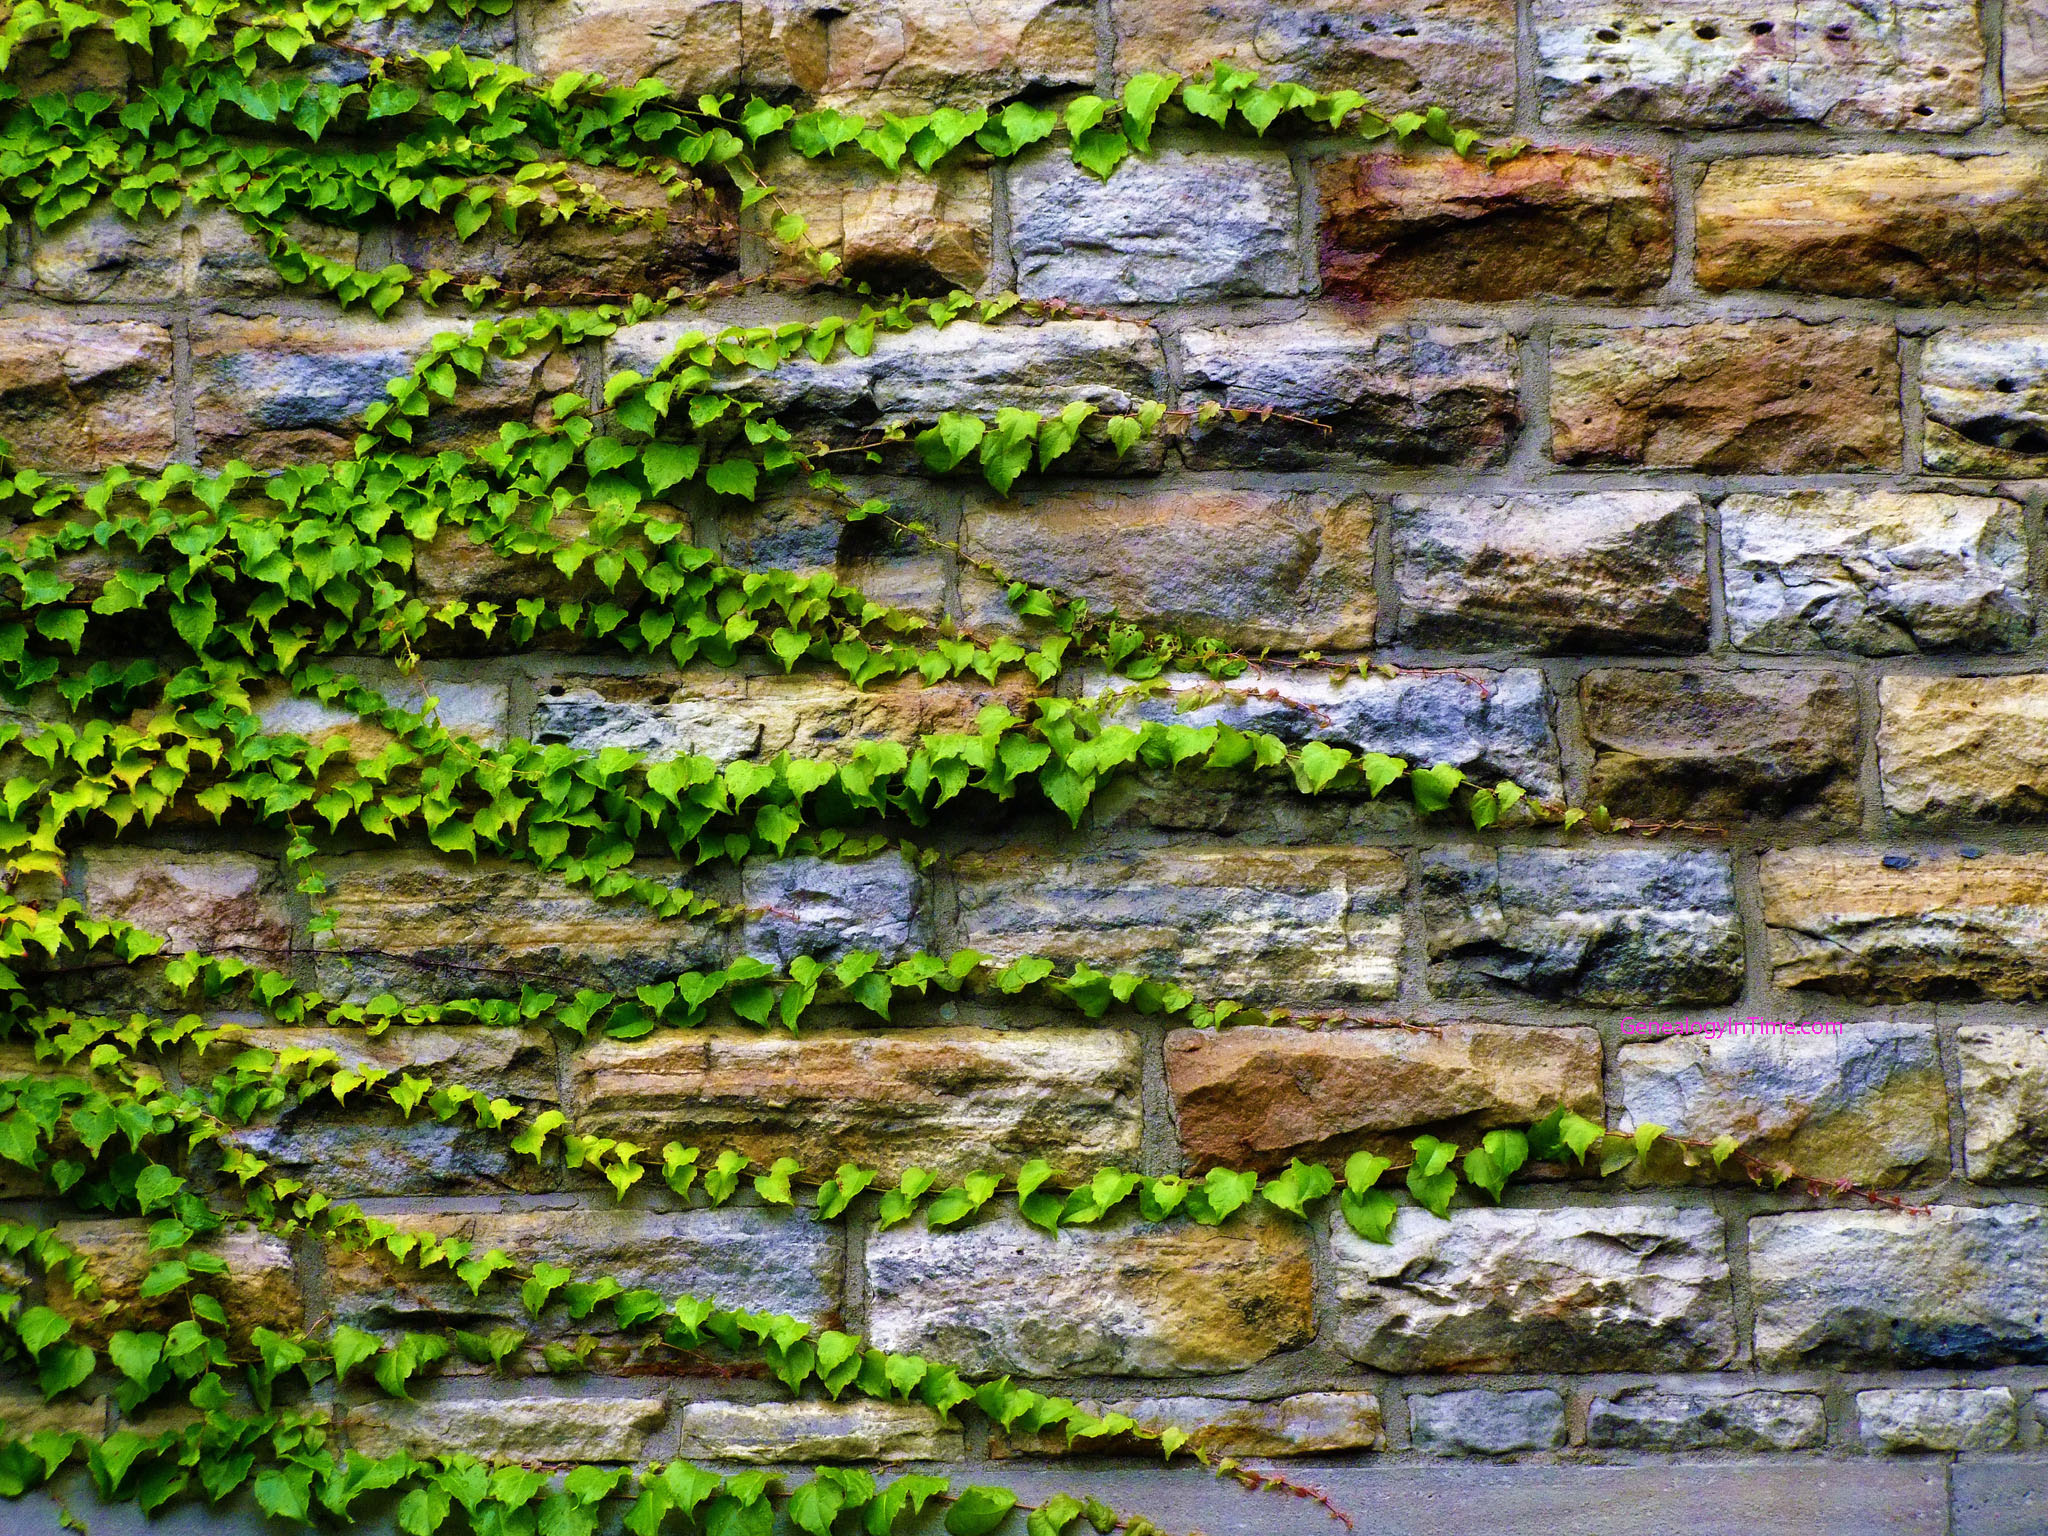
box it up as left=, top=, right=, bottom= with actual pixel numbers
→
left=1956, top=1460, right=2048, bottom=1536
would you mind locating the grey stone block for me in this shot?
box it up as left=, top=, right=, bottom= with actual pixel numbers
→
left=741, top=850, right=928, bottom=966
left=1585, top=1386, right=1827, bottom=1450
left=1858, top=1387, right=2019, bottom=1451
left=1409, top=1389, right=1566, bottom=1455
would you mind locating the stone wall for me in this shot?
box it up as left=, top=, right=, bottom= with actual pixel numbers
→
left=10, top=0, right=2048, bottom=1531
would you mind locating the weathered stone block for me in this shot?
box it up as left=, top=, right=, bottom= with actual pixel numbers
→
left=1580, top=668, right=1861, bottom=825
left=410, top=516, right=632, bottom=607
left=742, top=148, right=988, bottom=292
left=1721, top=490, right=2031, bottom=655
left=1009, top=148, right=1301, bottom=303
left=345, top=1396, right=667, bottom=1461
left=952, top=846, right=1407, bottom=1002
left=995, top=1392, right=1385, bottom=1458
left=30, top=210, right=183, bottom=303
left=252, top=659, right=509, bottom=748
left=1331, top=1204, right=1735, bottom=1371
left=1880, top=674, right=2048, bottom=820
left=671, top=1400, right=961, bottom=1462
left=1178, top=319, right=1518, bottom=469
left=80, top=850, right=293, bottom=958
left=2010, top=0, right=2048, bottom=126
left=1390, top=490, right=1706, bottom=652
left=865, top=1210, right=1315, bottom=1376
left=1619, top=1021, right=1946, bottom=1186
left=191, top=314, right=573, bottom=467
left=49, top=1223, right=300, bottom=1347
left=1959, top=1024, right=2048, bottom=1180
left=1584, top=1387, right=1826, bottom=1450
left=522, top=0, right=742, bottom=95
left=310, top=853, right=725, bottom=1001
left=1763, top=849, right=2048, bottom=1001
left=957, top=486, right=1376, bottom=649
left=1423, top=847, right=1743, bottom=1006
left=715, top=489, right=948, bottom=620
left=741, top=851, right=926, bottom=966
left=1534, top=0, right=1984, bottom=129
left=1751, top=1205, right=2048, bottom=1367
left=1114, top=0, right=1516, bottom=125
left=1697, top=153, right=2048, bottom=303
left=1320, top=148, right=1672, bottom=301
left=1408, top=1390, right=1566, bottom=1455
left=567, top=1027, right=1142, bottom=1178
left=1165, top=1023, right=1602, bottom=1170
left=1549, top=320, right=1900, bottom=471
left=0, top=317, right=174, bottom=472
left=0, top=1390, right=105, bottom=1439
left=1858, top=1387, right=2018, bottom=1451
left=1922, top=326, right=2048, bottom=477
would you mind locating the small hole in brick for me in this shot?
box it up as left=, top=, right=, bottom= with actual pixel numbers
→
left=1797, top=379, right=1813, bottom=389
left=1826, top=21, right=1850, bottom=37
left=1913, top=103, right=1933, bottom=114
left=1749, top=20, right=1773, bottom=33
left=1997, top=378, right=2018, bottom=393
left=1693, top=22, right=1719, bottom=38
left=1588, top=72, right=1604, bottom=81
left=548, top=685, right=566, bottom=696
left=1929, top=65, right=1948, bottom=78
left=1595, top=26, right=1621, bottom=39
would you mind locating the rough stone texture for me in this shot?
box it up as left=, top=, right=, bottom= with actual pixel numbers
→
left=1330, top=1205, right=1736, bottom=1371
left=48, top=1223, right=301, bottom=1347
left=952, top=846, right=1408, bottom=1002
left=191, top=314, right=575, bottom=466
left=1721, top=490, right=2032, bottom=655
left=520, top=0, right=740, bottom=95
left=310, top=853, right=725, bottom=1000
left=1320, top=148, right=1672, bottom=302
left=1922, top=326, right=2048, bottom=477
left=740, top=851, right=927, bottom=966
left=1408, top=1390, right=1567, bottom=1455
left=1579, top=668, right=1862, bottom=825
left=1697, top=152, right=2048, bottom=303
left=743, top=149, right=988, bottom=292
left=1584, top=1387, right=1827, bottom=1451
left=994, top=1392, right=1385, bottom=1458
left=0, top=317, right=174, bottom=471
left=0, top=1391, right=105, bottom=1439
left=714, top=490, right=948, bottom=620
left=533, top=669, right=1026, bottom=765
left=1089, top=665, right=1564, bottom=801
left=671, top=1401, right=962, bottom=1463
left=2011, top=0, right=2048, bottom=126
left=1178, top=319, right=1519, bottom=469
left=326, top=1208, right=841, bottom=1336
left=566, top=1027, right=1142, bottom=1178
left=1534, top=0, right=1985, bottom=129
left=1165, top=1023, right=1603, bottom=1170
left=79, top=850, right=293, bottom=958
left=1959, top=1024, right=2048, bottom=1180
left=251, top=662, right=510, bottom=749
left=1751, top=1205, right=2048, bottom=1367
left=1422, top=847, right=1744, bottom=1006
left=1618, top=1020, right=1948, bottom=1186
left=1762, top=849, right=2048, bottom=1001
left=1010, top=148, right=1301, bottom=304
left=865, top=1210, right=1316, bottom=1376
left=345, top=1397, right=667, bottom=1462
left=1880, top=674, right=2048, bottom=820
left=1549, top=320, right=1901, bottom=471
left=1858, top=1387, right=2019, bottom=1452
left=958, top=486, right=1375, bottom=650
left=30, top=209, right=358, bottom=305
left=1113, top=0, right=1517, bottom=125
left=1390, top=490, right=1707, bottom=652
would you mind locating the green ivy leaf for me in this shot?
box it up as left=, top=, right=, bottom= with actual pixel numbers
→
left=945, top=1486, right=1019, bottom=1536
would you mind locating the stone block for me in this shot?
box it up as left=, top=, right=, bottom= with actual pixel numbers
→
left=49, top=1223, right=300, bottom=1348
left=1549, top=320, right=1900, bottom=471
left=1959, top=1024, right=2048, bottom=1180
left=957, top=485, right=1376, bottom=650
left=80, top=849, right=293, bottom=959
left=1390, top=490, right=1706, bottom=652
left=345, top=1396, right=667, bottom=1461
left=1697, top=152, right=2048, bottom=302
left=410, top=516, right=631, bottom=607
left=1922, top=326, right=2048, bottom=477
left=1331, top=1204, right=1735, bottom=1371
left=1618, top=1021, right=1947, bottom=1186
left=566, top=1027, right=1142, bottom=1178
left=1858, top=1387, right=2018, bottom=1451
left=671, top=1400, right=961, bottom=1462
left=1423, top=847, right=1744, bottom=1006
left=252, top=660, right=510, bottom=749
left=309, top=853, right=726, bottom=1001
left=1534, top=0, right=1984, bottom=129
left=1320, top=147, right=1672, bottom=301
left=1580, top=668, right=1861, bottom=825
left=1762, top=849, right=2048, bottom=1001
left=522, top=0, right=742, bottom=95
left=1584, top=1387, right=1826, bottom=1450
left=1408, top=1390, right=1566, bottom=1455
left=311, top=6, right=516, bottom=81
left=30, top=210, right=183, bottom=303
left=1750, top=1205, right=2048, bottom=1366
left=192, top=314, right=575, bottom=467
left=1177, top=319, right=1518, bottom=469
left=0, top=1390, right=104, bottom=1439
left=951, top=846, right=1407, bottom=1003
left=0, top=317, right=174, bottom=472
left=1165, top=1023, right=1603, bottom=1170
left=1721, top=490, right=2031, bottom=655
left=715, top=489, right=948, bottom=620
left=741, top=851, right=927, bottom=966
left=742, top=148, right=988, bottom=292
left=1113, top=0, right=1516, bottom=125
left=2010, top=0, right=2048, bottom=126
left=995, top=1391, right=1385, bottom=1458
left=1880, top=674, right=2048, bottom=819
left=1956, top=1459, right=2048, bottom=1536
left=326, top=1207, right=841, bottom=1337
left=1009, top=148, right=1301, bottom=303
left=865, top=1209, right=1315, bottom=1376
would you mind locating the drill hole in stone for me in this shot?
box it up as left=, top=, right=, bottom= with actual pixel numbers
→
left=1749, top=20, right=1774, bottom=33
left=1693, top=22, right=1719, bottom=39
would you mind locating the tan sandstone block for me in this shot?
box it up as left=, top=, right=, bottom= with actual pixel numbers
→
left=0, top=318, right=174, bottom=471
left=49, top=1223, right=300, bottom=1346
left=346, top=1396, right=667, bottom=1461
left=993, top=1390, right=1383, bottom=1458
left=80, top=849, right=294, bottom=957
left=1879, top=674, right=2048, bottom=819
left=743, top=148, right=990, bottom=292
left=1960, top=1024, right=2048, bottom=1180
left=671, top=1400, right=962, bottom=1462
